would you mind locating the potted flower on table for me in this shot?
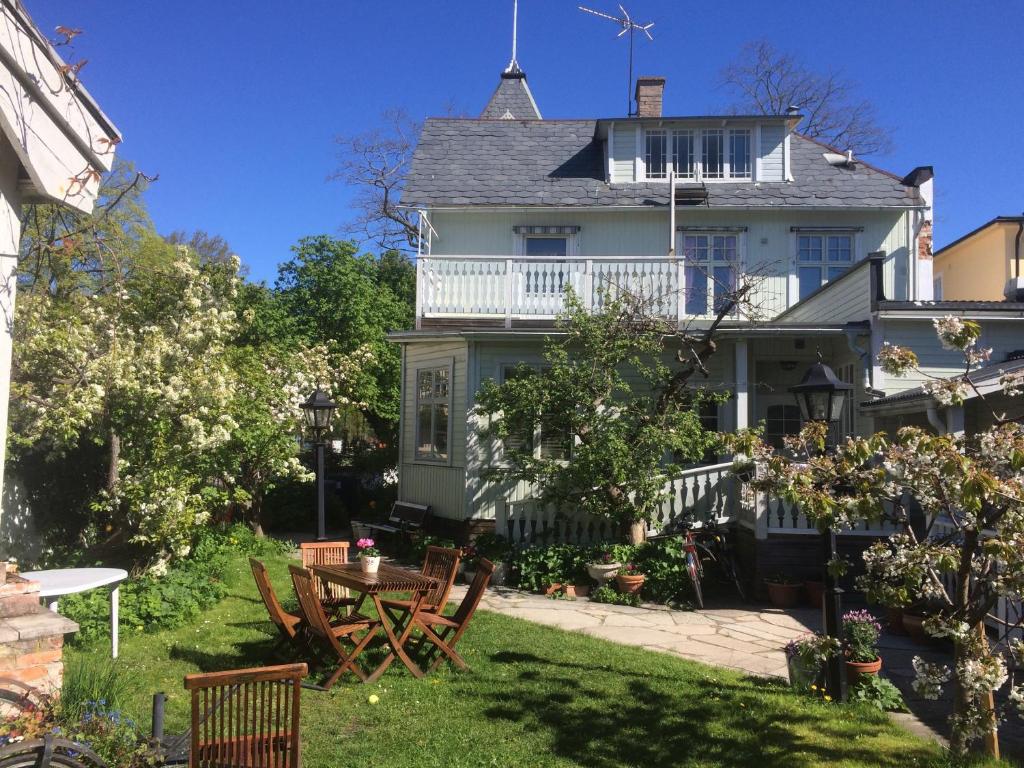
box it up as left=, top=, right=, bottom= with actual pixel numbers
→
left=843, top=609, right=883, bottom=684
left=356, top=538, right=381, bottom=574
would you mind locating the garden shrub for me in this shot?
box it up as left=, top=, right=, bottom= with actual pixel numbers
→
left=589, top=585, right=640, bottom=607
left=60, top=524, right=288, bottom=642
left=849, top=676, right=907, bottom=712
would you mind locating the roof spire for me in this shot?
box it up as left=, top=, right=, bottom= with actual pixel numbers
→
left=504, top=0, right=522, bottom=75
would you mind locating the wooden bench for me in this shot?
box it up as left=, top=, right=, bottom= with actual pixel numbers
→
left=362, top=501, right=431, bottom=537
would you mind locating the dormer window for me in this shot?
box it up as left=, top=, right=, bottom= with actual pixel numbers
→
left=642, top=126, right=754, bottom=182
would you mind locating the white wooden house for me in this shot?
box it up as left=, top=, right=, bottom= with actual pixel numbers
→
left=390, top=66, right=1024, bottom=575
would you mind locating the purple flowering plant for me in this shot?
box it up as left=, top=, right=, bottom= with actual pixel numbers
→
left=843, top=609, right=883, bottom=663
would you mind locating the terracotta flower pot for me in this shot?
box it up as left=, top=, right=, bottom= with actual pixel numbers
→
left=803, top=580, right=824, bottom=609
left=543, top=583, right=563, bottom=596
left=572, top=583, right=591, bottom=598
left=887, top=606, right=907, bottom=635
left=766, top=581, right=801, bottom=609
left=902, top=613, right=929, bottom=645
left=845, top=656, right=882, bottom=686
left=616, top=574, right=645, bottom=595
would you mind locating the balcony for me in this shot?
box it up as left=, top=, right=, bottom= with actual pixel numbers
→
left=416, top=255, right=789, bottom=327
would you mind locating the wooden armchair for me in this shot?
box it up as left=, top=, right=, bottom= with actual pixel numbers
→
left=184, top=663, right=306, bottom=768
left=299, top=541, right=357, bottom=614
left=416, top=557, right=494, bottom=673
left=289, top=566, right=380, bottom=689
left=250, top=558, right=302, bottom=652
left=379, top=545, right=461, bottom=621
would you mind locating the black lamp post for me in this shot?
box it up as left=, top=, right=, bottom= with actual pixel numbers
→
left=789, top=354, right=853, bottom=703
left=301, top=389, right=336, bottom=542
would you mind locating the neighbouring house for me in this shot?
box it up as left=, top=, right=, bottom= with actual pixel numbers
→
left=0, top=0, right=120, bottom=693
left=389, top=59, right=1022, bottom=585
left=932, top=215, right=1024, bottom=301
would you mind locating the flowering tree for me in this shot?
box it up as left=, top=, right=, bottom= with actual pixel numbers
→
left=734, top=316, right=1024, bottom=756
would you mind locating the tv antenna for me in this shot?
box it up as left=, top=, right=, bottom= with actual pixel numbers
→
left=578, top=4, right=654, bottom=115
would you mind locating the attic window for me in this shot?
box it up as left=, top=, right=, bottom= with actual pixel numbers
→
left=641, top=127, right=753, bottom=181
left=645, top=130, right=667, bottom=179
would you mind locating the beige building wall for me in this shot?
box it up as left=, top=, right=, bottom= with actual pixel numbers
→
left=934, top=221, right=1021, bottom=300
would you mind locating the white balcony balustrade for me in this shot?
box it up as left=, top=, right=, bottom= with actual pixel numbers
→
left=416, top=255, right=788, bottom=325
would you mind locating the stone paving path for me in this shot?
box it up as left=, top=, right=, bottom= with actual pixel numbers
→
left=452, top=585, right=822, bottom=679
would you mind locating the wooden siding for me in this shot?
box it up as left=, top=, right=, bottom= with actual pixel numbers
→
left=611, top=124, right=637, bottom=183
left=758, top=124, right=785, bottom=182
left=398, top=339, right=469, bottom=520
left=781, top=261, right=872, bottom=324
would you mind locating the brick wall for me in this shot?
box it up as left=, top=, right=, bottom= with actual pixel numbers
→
left=918, top=220, right=933, bottom=260
left=0, top=575, right=78, bottom=695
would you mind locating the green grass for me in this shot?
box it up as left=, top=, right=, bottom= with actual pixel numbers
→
left=65, top=549, right=971, bottom=768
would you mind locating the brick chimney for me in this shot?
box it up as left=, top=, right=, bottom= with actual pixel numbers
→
left=635, top=76, right=665, bottom=118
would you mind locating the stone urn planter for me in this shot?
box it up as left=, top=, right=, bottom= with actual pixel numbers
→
left=359, top=555, right=381, bottom=574
left=766, top=579, right=802, bottom=609
left=587, top=562, right=621, bottom=585
left=615, top=573, right=645, bottom=595
left=845, top=656, right=882, bottom=686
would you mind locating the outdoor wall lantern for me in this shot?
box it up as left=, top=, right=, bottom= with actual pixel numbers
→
left=789, top=354, right=853, bottom=704
left=301, top=389, right=336, bottom=542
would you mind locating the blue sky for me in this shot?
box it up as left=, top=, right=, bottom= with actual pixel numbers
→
left=31, top=1, right=1024, bottom=285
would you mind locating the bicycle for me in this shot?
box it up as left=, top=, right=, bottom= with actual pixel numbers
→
left=652, top=518, right=747, bottom=609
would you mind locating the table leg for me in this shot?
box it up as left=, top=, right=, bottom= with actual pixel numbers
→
left=365, top=592, right=427, bottom=683
left=111, top=586, right=119, bottom=659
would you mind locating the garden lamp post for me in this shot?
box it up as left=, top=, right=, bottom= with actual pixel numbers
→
left=301, top=389, right=336, bottom=542
left=789, top=354, right=853, bottom=702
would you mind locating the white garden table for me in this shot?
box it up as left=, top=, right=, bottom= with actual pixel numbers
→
left=21, top=568, right=128, bottom=659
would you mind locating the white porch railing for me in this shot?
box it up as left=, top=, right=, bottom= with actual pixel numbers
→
left=743, top=492, right=902, bottom=539
left=495, top=462, right=738, bottom=546
left=417, top=255, right=788, bottom=324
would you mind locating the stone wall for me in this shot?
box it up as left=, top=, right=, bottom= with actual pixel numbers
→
left=0, top=574, right=77, bottom=694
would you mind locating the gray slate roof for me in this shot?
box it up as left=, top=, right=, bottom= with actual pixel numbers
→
left=480, top=73, right=542, bottom=120
left=403, top=118, right=921, bottom=209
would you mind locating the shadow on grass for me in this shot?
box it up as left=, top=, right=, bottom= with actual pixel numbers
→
left=476, top=650, right=942, bottom=768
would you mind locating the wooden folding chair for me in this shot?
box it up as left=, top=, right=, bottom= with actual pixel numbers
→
left=250, top=558, right=302, bottom=653
left=379, top=545, right=461, bottom=622
left=184, top=663, right=306, bottom=768
left=299, top=541, right=357, bottom=615
left=415, top=557, right=494, bottom=673
left=289, top=565, right=380, bottom=689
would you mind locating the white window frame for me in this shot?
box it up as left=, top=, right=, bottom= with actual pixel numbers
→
left=414, top=361, right=453, bottom=464
left=498, top=364, right=571, bottom=462
left=794, top=231, right=858, bottom=302
left=678, top=230, right=745, bottom=317
left=933, top=274, right=944, bottom=301
left=640, top=126, right=755, bottom=182
left=514, top=231, right=579, bottom=257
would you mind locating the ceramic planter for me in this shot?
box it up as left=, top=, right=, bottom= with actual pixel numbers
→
left=845, top=656, right=882, bottom=686
left=902, top=613, right=929, bottom=645
left=803, top=580, right=824, bottom=609
left=587, top=562, right=621, bottom=585
left=360, top=555, right=381, bottom=574
left=616, top=573, right=645, bottom=595
left=787, top=655, right=824, bottom=692
left=766, top=581, right=801, bottom=609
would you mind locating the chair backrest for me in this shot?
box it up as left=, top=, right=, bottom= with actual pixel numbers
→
left=299, top=541, right=349, bottom=601
left=288, top=565, right=340, bottom=650
left=250, top=558, right=296, bottom=638
left=452, top=557, right=495, bottom=628
left=184, top=663, right=306, bottom=768
left=389, top=501, right=430, bottom=528
left=421, top=546, right=461, bottom=609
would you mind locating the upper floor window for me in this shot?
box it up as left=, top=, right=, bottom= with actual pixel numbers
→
left=415, top=365, right=451, bottom=462
left=524, top=236, right=568, bottom=257
left=682, top=233, right=738, bottom=315
left=797, top=233, right=854, bottom=301
left=643, top=127, right=752, bottom=182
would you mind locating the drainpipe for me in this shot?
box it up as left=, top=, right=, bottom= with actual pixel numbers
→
left=926, top=406, right=946, bottom=435
left=843, top=325, right=872, bottom=391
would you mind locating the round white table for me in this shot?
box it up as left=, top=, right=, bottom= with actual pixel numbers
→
left=21, top=568, right=128, bottom=658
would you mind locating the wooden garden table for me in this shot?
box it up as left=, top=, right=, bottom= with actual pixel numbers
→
left=312, top=562, right=439, bottom=683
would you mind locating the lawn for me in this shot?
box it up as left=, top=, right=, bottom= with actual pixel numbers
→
left=65, top=548, right=963, bottom=768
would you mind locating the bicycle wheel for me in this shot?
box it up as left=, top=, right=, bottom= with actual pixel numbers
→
left=686, top=550, right=704, bottom=609
left=711, top=534, right=747, bottom=602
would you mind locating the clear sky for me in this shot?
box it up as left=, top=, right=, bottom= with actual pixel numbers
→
left=30, top=1, right=1024, bottom=284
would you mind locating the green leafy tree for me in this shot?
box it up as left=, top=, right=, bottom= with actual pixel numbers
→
left=475, top=288, right=744, bottom=544
left=274, top=236, right=414, bottom=440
